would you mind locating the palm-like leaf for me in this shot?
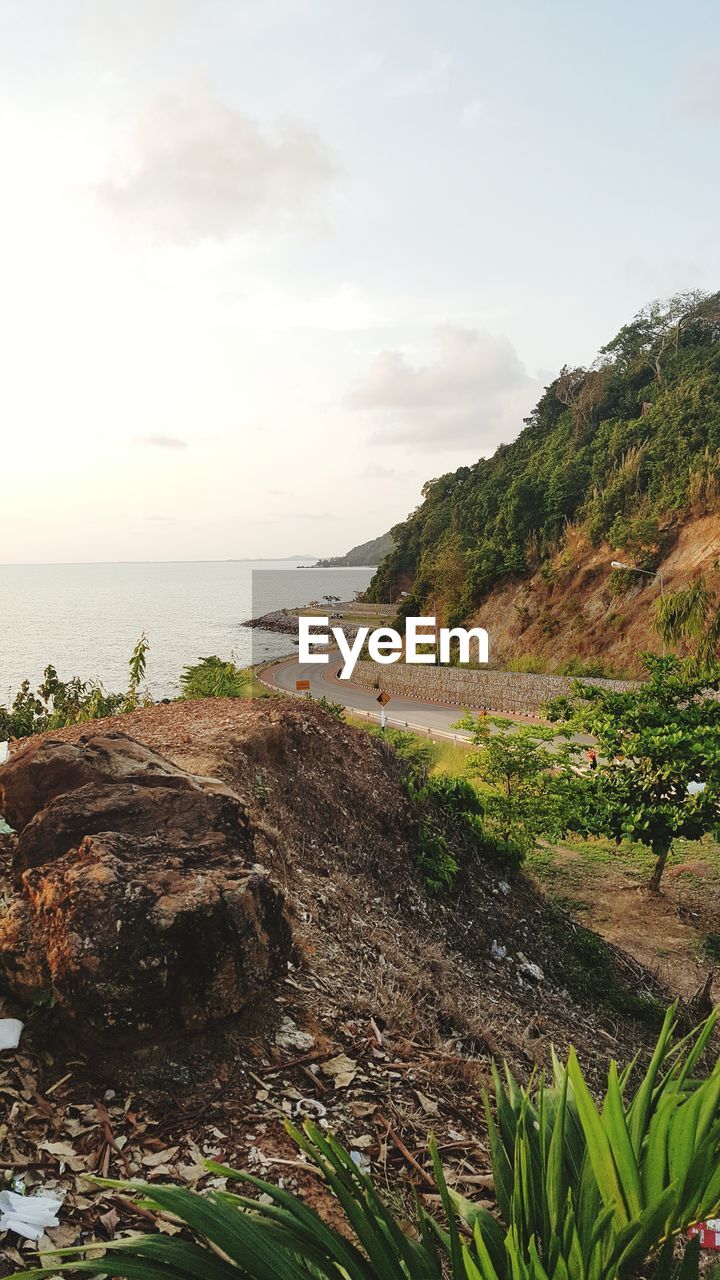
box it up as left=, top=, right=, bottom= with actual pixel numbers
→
left=16, top=1007, right=720, bottom=1280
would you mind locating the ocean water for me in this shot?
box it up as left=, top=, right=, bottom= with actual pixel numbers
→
left=0, top=561, right=374, bottom=704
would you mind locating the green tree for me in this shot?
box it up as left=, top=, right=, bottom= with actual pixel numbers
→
left=454, top=714, right=575, bottom=859
left=549, top=656, right=720, bottom=890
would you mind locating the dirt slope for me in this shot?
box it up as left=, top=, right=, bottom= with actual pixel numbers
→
left=475, top=515, right=720, bottom=676
left=0, top=699, right=676, bottom=1271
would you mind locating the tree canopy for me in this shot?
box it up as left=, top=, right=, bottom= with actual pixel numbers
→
left=367, top=290, right=720, bottom=625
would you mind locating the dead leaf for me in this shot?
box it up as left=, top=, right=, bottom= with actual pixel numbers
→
left=415, top=1091, right=439, bottom=1117
left=320, top=1054, right=357, bottom=1089
left=142, top=1146, right=179, bottom=1169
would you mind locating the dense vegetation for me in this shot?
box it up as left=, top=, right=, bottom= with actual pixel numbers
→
left=20, top=1006, right=720, bottom=1279
left=367, top=291, right=720, bottom=624
left=316, top=529, right=395, bottom=567
left=0, top=635, right=152, bottom=741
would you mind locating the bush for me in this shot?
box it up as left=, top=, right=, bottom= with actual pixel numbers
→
left=179, top=656, right=252, bottom=700
left=402, top=762, right=487, bottom=893
left=19, top=1005, right=720, bottom=1280
left=311, top=695, right=346, bottom=720
left=0, top=636, right=151, bottom=741
left=455, top=713, right=579, bottom=859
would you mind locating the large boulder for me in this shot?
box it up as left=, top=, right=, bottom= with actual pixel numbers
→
left=0, top=733, right=292, bottom=1041
left=14, top=780, right=248, bottom=877
left=0, top=732, right=240, bottom=832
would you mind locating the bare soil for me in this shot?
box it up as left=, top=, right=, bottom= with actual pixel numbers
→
left=529, top=837, right=720, bottom=1002
left=474, top=515, right=720, bottom=676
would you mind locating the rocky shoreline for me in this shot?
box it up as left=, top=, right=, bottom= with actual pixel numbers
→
left=242, top=606, right=365, bottom=642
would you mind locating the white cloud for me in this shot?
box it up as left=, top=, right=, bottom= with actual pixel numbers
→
left=134, top=433, right=188, bottom=449
left=361, top=461, right=404, bottom=479
left=347, top=326, right=541, bottom=452
left=92, top=77, right=339, bottom=243
left=389, top=54, right=452, bottom=98
left=460, top=98, right=486, bottom=129
left=75, top=0, right=194, bottom=43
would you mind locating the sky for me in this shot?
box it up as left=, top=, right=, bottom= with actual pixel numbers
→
left=1, top=0, right=719, bottom=563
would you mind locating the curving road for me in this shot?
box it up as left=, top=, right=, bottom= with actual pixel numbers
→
left=258, top=653, right=595, bottom=752
left=259, top=653, right=476, bottom=740
left=258, top=653, right=554, bottom=744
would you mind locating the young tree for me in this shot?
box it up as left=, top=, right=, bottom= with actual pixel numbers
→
left=549, top=656, right=720, bottom=891
left=454, top=714, right=576, bottom=859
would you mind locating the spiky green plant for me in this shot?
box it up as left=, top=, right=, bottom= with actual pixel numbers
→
left=457, top=1002, right=720, bottom=1278
left=16, top=1006, right=720, bottom=1280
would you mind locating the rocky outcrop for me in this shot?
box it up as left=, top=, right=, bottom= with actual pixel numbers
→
left=0, top=733, right=292, bottom=1041
left=0, top=732, right=241, bottom=833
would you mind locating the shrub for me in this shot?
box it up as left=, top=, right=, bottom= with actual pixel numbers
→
left=179, top=656, right=252, bottom=700
left=312, top=695, right=346, bottom=720
left=0, top=636, right=151, bottom=741
left=405, top=769, right=487, bottom=893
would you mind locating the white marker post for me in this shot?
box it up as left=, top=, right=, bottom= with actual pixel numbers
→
left=377, top=690, right=390, bottom=729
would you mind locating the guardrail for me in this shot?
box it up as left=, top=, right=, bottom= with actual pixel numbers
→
left=256, top=670, right=472, bottom=746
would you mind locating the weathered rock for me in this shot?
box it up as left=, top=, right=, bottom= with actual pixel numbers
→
left=0, top=733, right=292, bottom=1042
left=14, top=780, right=249, bottom=876
left=0, top=835, right=291, bottom=1037
left=0, top=732, right=239, bottom=832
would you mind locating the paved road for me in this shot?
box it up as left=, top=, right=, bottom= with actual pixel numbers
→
left=259, top=653, right=476, bottom=741
left=259, top=653, right=595, bottom=751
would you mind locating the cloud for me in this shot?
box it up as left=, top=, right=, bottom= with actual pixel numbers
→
left=389, top=54, right=452, bottom=98
left=360, top=461, right=406, bottom=480
left=347, top=326, right=541, bottom=452
left=70, top=0, right=195, bottom=51
left=460, top=98, right=487, bottom=129
left=93, top=77, right=339, bottom=243
left=134, top=433, right=188, bottom=449
left=676, top=56, right=720, bottom=118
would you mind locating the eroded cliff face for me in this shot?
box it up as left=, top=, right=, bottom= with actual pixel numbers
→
left=472, top=516, right=720, bottom=676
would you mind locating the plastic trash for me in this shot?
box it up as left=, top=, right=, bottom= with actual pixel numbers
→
left=0, top=1190, right=63, bottom=1240
left=0, top=1019, right=23, bottom=1051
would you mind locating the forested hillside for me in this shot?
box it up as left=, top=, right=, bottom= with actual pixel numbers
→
left=367, top=292, right=720, bottom=630
left=317, top=529, right=394, bottom=566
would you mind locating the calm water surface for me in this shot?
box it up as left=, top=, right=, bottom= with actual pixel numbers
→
left=0, top=561, right=374, bottom=703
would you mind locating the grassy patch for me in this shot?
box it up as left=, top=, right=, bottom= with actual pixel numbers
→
left=702, top=934, right=720, bottom=962
left=560, top=922, right=666, bottom=1026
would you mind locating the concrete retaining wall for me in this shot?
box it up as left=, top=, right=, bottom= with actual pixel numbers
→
left=351, top=660, right=637, bottom=717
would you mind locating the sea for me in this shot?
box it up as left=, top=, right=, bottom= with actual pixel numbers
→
left=0, top=560, right=375, bottom=705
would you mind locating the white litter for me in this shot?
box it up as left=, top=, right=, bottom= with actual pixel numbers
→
left=0, top=1019, right=23, bottom=1051
left=0, top=1190, right=64, bottom=1240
